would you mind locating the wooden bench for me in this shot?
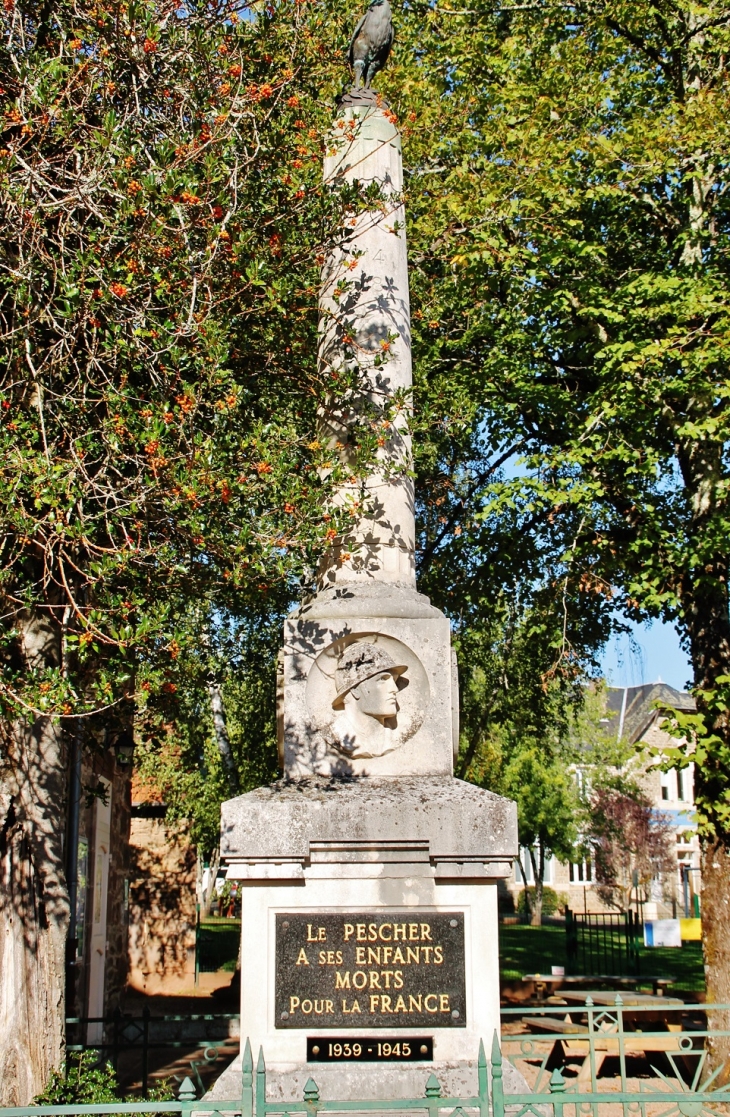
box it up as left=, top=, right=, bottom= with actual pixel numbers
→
left=522, top=1017, right=589, bottom=1035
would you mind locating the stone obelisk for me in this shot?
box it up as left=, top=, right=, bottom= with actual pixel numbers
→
left=280, top=92, right=455, bottom=780
left=210, top=12, right=518, bottom=1103
left=316, top=94, right=415, bottom=591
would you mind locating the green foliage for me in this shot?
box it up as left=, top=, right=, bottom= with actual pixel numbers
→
left=5, top=0, right=727, bottom=897
left=655, top=675, right=730, bottom=838
left=35, top=1054, right=119, bottom=1105
left=133, top=605, right=281, bottom=851
left=35, top=1052, right=176, bottom=1105
left=516, top=886, right=568, bottom=919
left=0, top=0, right=426, bottom=864
left=0, top=0, right=386, bottom=733
left=378, top=0, right=730, bottom=840
left=504, top=748, right=579, bottom=863
left=449, top=593, right=613, bottom=897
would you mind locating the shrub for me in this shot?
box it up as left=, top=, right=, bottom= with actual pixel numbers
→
left=517, top=886, right=569, bottom=918
left=35, top=1052, right=176, bottom=1106
left=35, top=1053, right=119, bottom=1105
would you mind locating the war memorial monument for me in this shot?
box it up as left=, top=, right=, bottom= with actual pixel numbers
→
left=211, top=0, right=519, bottom=1101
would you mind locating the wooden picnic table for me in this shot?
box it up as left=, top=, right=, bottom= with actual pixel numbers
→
left=516, top=992, right=689, bottom=1087
left=558, top=990, right=684, bottom=1008
left=521, top=974, right=675, bottom=1000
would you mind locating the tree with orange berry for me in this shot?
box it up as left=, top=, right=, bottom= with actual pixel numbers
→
left=0, top=0, right=385, bottom=1097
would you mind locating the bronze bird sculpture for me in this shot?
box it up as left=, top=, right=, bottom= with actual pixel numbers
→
left=348, top=0, right=394, bottom=89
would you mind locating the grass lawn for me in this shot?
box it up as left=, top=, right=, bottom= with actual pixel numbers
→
left=197, top=918, right=705, bottom=990
left=499, top=923, right=704, bottom=993
left=499, top=923, right=567, bottom=978
left=198, top=919, right=241, bottom=972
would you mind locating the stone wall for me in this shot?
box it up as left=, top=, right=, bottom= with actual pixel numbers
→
left=127, top=814, right=197, bottom=994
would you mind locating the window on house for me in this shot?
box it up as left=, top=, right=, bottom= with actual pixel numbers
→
left=574, top=767, right=590, bottom=796
left=570, top=857, right=594, bottom=884
left=515, top=849, right=553, bottom=885
left=677, top=770, right=686, bottom=801
left=661, top=770, right=673, bottom=801
left=684, top=765, right=694, bottom=804
left=515, top=858, right=531, bottom=884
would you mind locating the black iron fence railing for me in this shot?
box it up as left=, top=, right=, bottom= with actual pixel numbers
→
left=565, top=909, right=641, bottom=977
left=65, top=1010, right=240, bottom=1096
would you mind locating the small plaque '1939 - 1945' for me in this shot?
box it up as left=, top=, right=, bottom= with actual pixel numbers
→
left=275, top=912, right=466, bottom=1029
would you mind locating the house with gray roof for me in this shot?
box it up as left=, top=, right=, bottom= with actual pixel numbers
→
left=506, top=683, right=700, bottom=920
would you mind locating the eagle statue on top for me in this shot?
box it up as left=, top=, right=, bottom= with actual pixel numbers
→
left=348, top=0, right=394, bottom=89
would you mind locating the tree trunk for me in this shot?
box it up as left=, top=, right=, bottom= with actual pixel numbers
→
left=0, top=610, right=69, bottom=1104
left=207, top=678, right=238, bottom=797
left=700, top=838, right=730, bottom=1082
left=517, top=855, right=532, bottom=923
left=690, top=643, right=730, bottom=1069
left=675, top=432, right=730, bottom=1070
left=672, top=51, right=729, bottom=1057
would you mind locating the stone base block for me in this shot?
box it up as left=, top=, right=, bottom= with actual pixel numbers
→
left=207, top=1050, right=529, bottom=1104
left=221, top=776, right=515, bottom=873
left=215, top=776, right=517, bottom=1105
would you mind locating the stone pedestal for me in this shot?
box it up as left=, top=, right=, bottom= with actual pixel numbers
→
left=208, top=93, right=518, bottom=1106
left=211, top=779, right=516, bottom=1102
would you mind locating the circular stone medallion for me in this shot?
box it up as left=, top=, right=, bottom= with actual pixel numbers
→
left=305, top=633, right=430, bottom=760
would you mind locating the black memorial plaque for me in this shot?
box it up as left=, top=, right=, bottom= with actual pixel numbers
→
left=307, top=1036, right=433, bottom=1061
left=275, top=912, right=466, bottom=1029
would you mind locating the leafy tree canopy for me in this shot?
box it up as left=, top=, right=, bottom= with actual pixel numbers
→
left=588, top=783, right=675, bottom=910
left=374, top=0, right=730, bottom=841
left=134, top=603, right=282, bottom=852
left=0, top=0, right=389, bottom=735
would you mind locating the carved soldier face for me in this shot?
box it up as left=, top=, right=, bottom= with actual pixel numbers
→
left=349, top=669, right=399, bottom=721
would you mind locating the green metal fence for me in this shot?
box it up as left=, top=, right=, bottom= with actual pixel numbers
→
left=5, top=999, right=730, bottom=1117
left=501, top=995, right=728, bottom=1103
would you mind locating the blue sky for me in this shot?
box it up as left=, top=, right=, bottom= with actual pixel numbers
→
left=600, top=619, right=693, bottom=692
